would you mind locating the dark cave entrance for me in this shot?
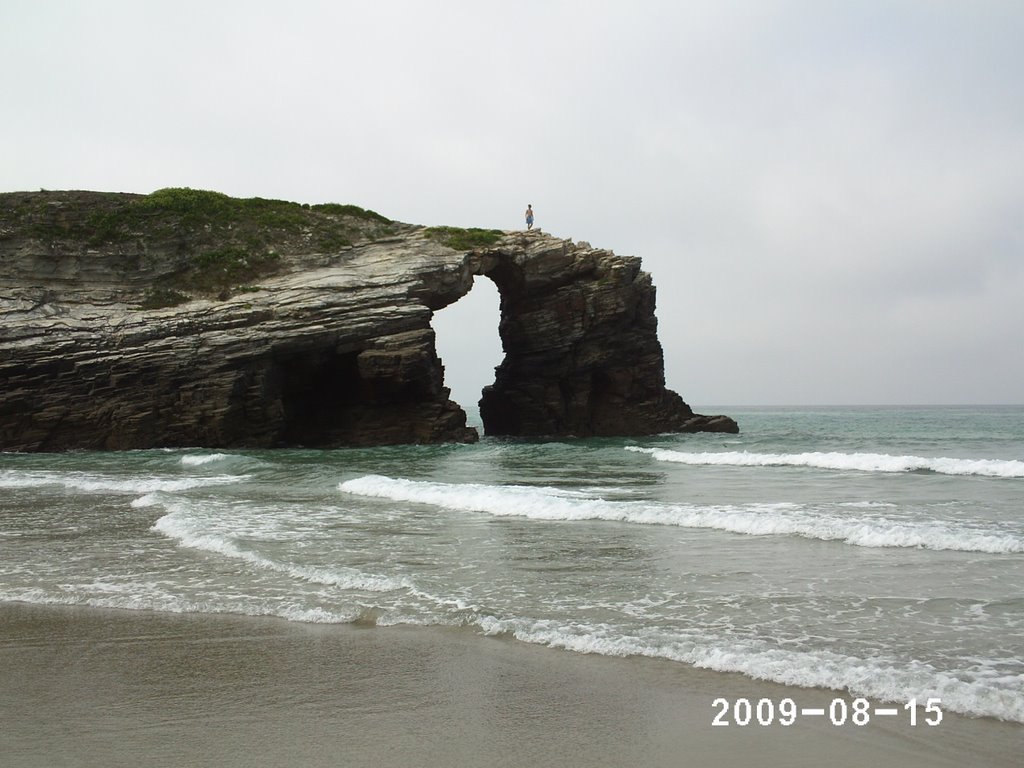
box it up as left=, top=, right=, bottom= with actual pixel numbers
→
left=276, top=348, right=364, bottom=446
left=266, top=265, right=510, bottom=447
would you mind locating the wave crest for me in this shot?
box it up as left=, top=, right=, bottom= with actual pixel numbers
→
left=339, top=475, right=1024, bottom=554
left=625, top=447, right=1024, bottom=478
left=0, top=469, right=247, bottom=493
left=150, top=507, right=410, bottom=593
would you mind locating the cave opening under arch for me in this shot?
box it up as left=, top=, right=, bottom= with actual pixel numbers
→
left=431, top=274, right=504, bottom=427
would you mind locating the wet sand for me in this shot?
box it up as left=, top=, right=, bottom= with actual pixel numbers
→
left=1, top=602, right=1021, bottom=767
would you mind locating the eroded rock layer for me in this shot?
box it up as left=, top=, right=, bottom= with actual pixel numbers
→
left=0, top=190, right=736, bottom=451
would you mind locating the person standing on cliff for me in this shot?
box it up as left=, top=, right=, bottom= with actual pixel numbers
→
left=525, top=204, right=534, bottom=230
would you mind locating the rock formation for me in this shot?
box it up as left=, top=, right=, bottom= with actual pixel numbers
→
left=0, top=189, right=737, bottom=451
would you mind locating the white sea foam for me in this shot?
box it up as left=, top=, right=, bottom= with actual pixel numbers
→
left=180, top=453, right=232, bottom=466
left=150, top=508, right=410, bottom=593
left=470, top=616, right=1024, bottom=723
left=340, top=475, right=621, bottom=520
left=6, top=575, right=1020, bottom=720
left=625, top=447, right=1024, bottom=478
left=0, top=585, right=363, bottom=624
left=0, top=469, right=247, bottom=494
left=339, top=475, right=1024, bottom=553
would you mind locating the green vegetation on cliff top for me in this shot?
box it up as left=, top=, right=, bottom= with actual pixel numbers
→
left=0, top=187, right=393, bottom=250
left=0, top=189, right=512, bottom=308
left=424, top=226, right=504, bottom=250
left=0, top=188, right=398, bottom=306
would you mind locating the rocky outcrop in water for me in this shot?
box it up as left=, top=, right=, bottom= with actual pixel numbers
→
left=0, top=189, right=737, bottom=451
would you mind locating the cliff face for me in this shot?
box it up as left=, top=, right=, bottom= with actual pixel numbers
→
left=0, top=189, right=736, bottom=451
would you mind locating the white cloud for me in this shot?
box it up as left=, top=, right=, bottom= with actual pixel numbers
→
left=3, top=0, right=1022, bottom=404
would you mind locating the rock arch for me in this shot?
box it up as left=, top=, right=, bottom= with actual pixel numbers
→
left=0, top=191, right=735, bottom=451
left=450, top=233, right=736, bottom=437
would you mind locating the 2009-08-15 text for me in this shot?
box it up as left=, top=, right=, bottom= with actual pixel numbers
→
left=711, top=697, right=943, bottom=727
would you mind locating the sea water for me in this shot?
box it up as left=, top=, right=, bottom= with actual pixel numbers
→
left=1, top=406, right=1022, bottom=723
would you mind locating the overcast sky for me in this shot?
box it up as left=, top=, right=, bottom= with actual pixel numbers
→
left=4, top=1, right=1022, bottom=406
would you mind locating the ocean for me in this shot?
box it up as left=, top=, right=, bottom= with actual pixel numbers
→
left=2, top=405, right=1022, bottom=726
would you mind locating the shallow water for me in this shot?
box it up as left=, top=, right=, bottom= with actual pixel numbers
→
left=2, top=405, right=1022, bottom=722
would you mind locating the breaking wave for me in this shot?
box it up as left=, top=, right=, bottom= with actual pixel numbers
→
left=625, top=447, right=1024, bottom=478
left=0, top=469, right=247, bottom=494
left=179, top=453, right=233, bottom=467
left=149, top=504, right=411, bottom=593
left=339, top=475, right=1024, bottom=554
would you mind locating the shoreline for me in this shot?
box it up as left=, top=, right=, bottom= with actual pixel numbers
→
left=2, top=601, right=1021, bottom=767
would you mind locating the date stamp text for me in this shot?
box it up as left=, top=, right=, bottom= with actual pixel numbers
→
left=712, top=697, right=943, bottom=727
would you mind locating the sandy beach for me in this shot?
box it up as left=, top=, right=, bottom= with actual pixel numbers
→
left=1, top=602, right=1020, bottom=768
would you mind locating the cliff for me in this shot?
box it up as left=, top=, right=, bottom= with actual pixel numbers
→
left=0, top=189, right=737, bottom=451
